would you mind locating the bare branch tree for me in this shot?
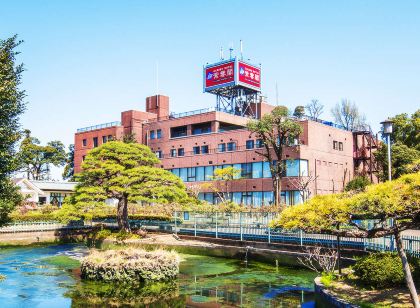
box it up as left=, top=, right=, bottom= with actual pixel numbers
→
left=298, top=246, right=338, bottom=274
left=331, top=99, right=367, bottom=131
left=305, top=99, right=324, bottom=120
left=289, top=172, right=318, bottom=202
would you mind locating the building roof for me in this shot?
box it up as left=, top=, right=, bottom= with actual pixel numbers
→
left=29, top=180, right=78, bottom=191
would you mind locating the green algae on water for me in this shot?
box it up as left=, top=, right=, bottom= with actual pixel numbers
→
left=42, top=255, right=80, bottom=269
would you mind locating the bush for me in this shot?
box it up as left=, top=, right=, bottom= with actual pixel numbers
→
left=344, top=176, right=370, bottom=192
left=353, top=252, right=405, bottom=288
left=81, top=249, right=180, bottom=282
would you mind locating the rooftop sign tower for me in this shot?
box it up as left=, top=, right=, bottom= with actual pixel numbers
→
left=203, top=42, right=261, bottom=118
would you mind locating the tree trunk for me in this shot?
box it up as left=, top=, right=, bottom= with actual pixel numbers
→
left=395, top=230, right=420, bottom=307
left=117, top=196, right=130, bottom=232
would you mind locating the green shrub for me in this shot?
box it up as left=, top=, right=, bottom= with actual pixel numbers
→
left=344, top=176, right=370, bottom=191
left=96, top=229, right=112, bottom=240
left=353, top=252, right=405, bottom=288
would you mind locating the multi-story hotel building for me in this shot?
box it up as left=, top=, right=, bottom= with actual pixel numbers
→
left=74, top=94, right=377, bottom=207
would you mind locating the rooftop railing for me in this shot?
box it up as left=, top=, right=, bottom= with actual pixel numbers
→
left=77, top=121, right=121, bottom=133
left=169, top=106, right=234, bottom=119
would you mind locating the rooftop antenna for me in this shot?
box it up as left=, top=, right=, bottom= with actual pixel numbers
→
left=220, top=47, right=224, bottom=60
left=275, top=81, right=279, bottom=106
left=229, top=42, right=234, bottom=59
left=240, top=40, right=243, bottom=60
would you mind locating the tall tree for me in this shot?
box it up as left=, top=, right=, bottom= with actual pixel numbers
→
left=293, top=106, right=305, bottom=118
left=71, top=141, right=190, bottom=231
left=0, top=35, right=26, bottom=225
left=374, top=110, right=420, bottom=181
left=247, top=106, right=303, bottom=206
left=17, top=130, right=66, bottom=180
left=62, top=144, right=75, bottom=181
left=272, top=173, right=420, bottom=307
left=331, top=99, right=366, bottom=130
left=305, top=99, right=324, bottom=120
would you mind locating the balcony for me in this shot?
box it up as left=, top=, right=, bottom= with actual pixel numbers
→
left=77, top=121, right=121, bottom=133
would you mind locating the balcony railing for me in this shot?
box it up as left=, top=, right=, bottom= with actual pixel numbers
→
left=77, top=121, right=121, bottom=133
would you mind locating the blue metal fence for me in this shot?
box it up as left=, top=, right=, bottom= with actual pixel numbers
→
left=174, top=212, right=420, bottom=257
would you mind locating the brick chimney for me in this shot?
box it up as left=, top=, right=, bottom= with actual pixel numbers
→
left=146, top=95, right=169, bottom=120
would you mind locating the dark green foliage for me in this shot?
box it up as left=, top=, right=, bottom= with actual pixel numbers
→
left=62, top=144, right=74, bottom=180
left=353, top=253, right=406, bottom=288
left=0, top=35, right=26, bottom=226
left=17, top=130, right=67, bottom=180
left=344, top=176, right=370, bottom=191
left=293, top=106, right=305, bottom=118
left=375, top=142, right=420, bottom=181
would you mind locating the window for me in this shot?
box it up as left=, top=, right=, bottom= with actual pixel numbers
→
left=108, top=135, right=113, bottom=141
left=170, top=149, right=177, bottom=157
left=201, top=145, right=209, bottom=154
left=155, top=151, right=163, bottom=158
left=179, top=168, right=188, bottom=181
left=242, top=192, right=252, bottom=206
left=241, top=163, right=252, bottom=179
left=233, top=192, right=242, bottom=204
left=285, top=160, right=300, bottom=176
left=157, top=129, right=162, bottom=139
left=252, top=162, right=263, bottom=178
left=339, top=142, right=343, bottom=151
left=178, top=148, right=185, bottom=156
left=183, top=212, right=190, bottom=220
left=150, top=130, right=155, bottom=139
left=263, top=191, right=274, bottom=205
left=246, top=140, right=254, bottom=149
left=253, top=192, right=263, bottom=207
left=284, top=159, right=309, bottom=177
left=256, top=139, right=264, bottom=148
left=171, top=126, right=187, bottom=138
left=192, top=122, right=211, bottom=135
left=196, top=167, right=205, bottom=181
left=218, top=143, right=226, bottom=152
left=102, top=136, right=107, bottom=143
left=263, top=162, right=272, bottom=178
left=233, top=163, right=242, bottom=179
left=227, top=142, right=236, bottom=151
left=82, top=139, right=87, bottom=147
left=193, top=146, right=200, bottom=155
left=50, top=192, right=64, bottom=206
left=333, top=140, right=338, bottom=150
left=171, top=168, right=180, bottom=177
left=204, top=166, right=214, bottom=180
left=93, top=137, right=98, bottom=147
left=187, top=168, right=196, bottom=182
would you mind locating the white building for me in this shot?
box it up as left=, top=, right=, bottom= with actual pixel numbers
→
left=13, top=178, right=77, bottom=206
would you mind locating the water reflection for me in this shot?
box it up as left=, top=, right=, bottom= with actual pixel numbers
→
left=0, top=244, right=316, bottom=307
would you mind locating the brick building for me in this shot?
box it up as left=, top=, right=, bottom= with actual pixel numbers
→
left=74, top=94, right=364, bottom=207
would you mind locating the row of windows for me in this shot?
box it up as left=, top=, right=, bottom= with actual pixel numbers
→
left=198, top=190, right=302, bottom=206
left=169, top=160, right=309, bottom=182
left=82, top=135, right=113, bottom=148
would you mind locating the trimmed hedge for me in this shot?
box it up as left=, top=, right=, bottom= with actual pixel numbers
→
left=353, top=252, right=405, bottom=288
left=81, top=249, right=180, bottom=282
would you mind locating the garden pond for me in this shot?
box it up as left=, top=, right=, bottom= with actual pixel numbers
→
left=0, top=243, right=317, bottom=307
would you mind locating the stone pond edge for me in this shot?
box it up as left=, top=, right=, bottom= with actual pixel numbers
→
left=314, top=276, right=360, bottom=308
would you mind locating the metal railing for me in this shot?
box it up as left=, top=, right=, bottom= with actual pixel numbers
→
left=170, top=107, right=232, bottom=119
left=2, top=213, right=420, bottom=257
left=77, top=121, right=121, bottom=133
left=0, top=221, right=88, bottom=233
left=174, top=212, right=420, bottom=257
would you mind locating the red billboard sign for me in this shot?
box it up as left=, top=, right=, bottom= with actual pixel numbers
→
left=238, top=61, right=261, bottom=90
left=204, top=61, right=235, bottom=89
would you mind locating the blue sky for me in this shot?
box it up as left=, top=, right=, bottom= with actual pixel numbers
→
left=1, top=1, right=419, bottom=179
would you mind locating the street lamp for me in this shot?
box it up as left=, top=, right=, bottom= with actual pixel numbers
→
left=380, top=119, right=394, bottom=182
